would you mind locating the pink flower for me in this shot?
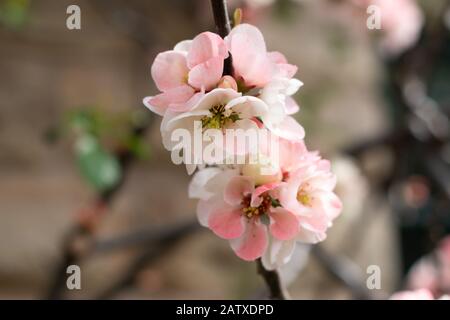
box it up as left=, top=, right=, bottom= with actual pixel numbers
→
left=190, top=168, right=299, bottom=261
left=143, top=32, right=229, bottom=115
left=225, top=24, right=297, bottom=88
left=278, top=145, right=342, bottom=244
left=189, top=138, right=342, bottom=265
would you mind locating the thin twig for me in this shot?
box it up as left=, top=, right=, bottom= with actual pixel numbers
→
left=92, top=220, right=200, bottom=255
left=45, top=116, right=152, bottom=299
left=256, top=259, right=290, bottom=300
left=96, top=220, right=200, bottom=299
left=210, top=0, right=233, bottom=76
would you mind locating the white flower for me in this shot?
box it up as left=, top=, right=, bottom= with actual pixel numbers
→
left=161, top=88, right=269, bottom=174
left=259, top=77, right=305, bottom=142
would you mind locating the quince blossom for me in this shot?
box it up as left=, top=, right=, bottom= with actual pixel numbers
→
left=143, top=32, right=228, bottom=115
left=189, top=139, right=342, bottom=266
left=143, top=22, right=342, bottom=266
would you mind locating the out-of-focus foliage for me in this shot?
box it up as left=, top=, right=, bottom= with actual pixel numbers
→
left=64, top=108, right=151, bottom=192
left=76, top=134, right=121, bottom=192
left=0, top=0, right=30, bottom=30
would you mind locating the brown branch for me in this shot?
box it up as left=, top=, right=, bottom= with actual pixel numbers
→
left=45, top=116, right=152, bottom=299
left=210, top=0, right=233, bottom=76
left=256, top=258, right=290, bottom=300
left=95, top=220, right=200, bottom=299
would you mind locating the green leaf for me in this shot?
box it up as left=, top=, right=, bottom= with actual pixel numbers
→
left=76, top=135, right=121, bottom=192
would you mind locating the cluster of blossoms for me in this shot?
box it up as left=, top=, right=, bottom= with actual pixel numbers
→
left=143, top=23, right=342, bottom=269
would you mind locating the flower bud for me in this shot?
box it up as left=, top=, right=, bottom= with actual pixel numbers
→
left=242, top=154, right=282, bottom=185
left=218, top=76, right=238, bottom=91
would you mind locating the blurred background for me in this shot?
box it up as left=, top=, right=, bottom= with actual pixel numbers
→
left=0, top=0, right=449, bottom=299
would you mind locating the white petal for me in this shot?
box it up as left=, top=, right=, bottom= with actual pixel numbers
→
left=174, top=40, right=192, bottom=53
left=188, top=167, right=222, bottom=199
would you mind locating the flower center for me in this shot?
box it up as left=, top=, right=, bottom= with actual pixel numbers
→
left=297, top=190, right=312, bottom=206
left=240, top=194, right=272, bottom=219
left=201, top=104, right=240, bottom=130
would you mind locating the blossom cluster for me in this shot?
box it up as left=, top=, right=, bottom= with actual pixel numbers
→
left=143, top=23, right=342, bottom=269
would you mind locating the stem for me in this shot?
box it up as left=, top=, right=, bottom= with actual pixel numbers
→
left=210, top=0, right=231, bottom=37
left=256, top=259, right=290, bottom=300
left=213, top=0, right=282, bottom=300
left=210, top=0, right=233, bottom=76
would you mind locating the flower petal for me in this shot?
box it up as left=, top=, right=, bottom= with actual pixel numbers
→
left=226, top=95, right=269, bottom=120
left=188, top=167, right=222, bottom=200
left=262, top=238, right=297, bottom=271
left=196, top=196, right=220, bottom=227
left=208, top=207, right=245, bottom=239
left=143, top=95, right=166, bottom=116
left=225, top=24, right=274, bottom=87
left=267, top=115, right=305, bottom=141
left=174, top=40, right=192, bottom=53
left=269, top=207, right=299, bottom=240
left=151, top=51, right=189, bottom=92
left=230, top=219, right=268, bottom=261
left=191, top=88, right=242, bottom=111
left=285, top=97, right=300, bottom=115
left=187, top=31, right=228, bottom=68
left=224, top=176, right=254, bottom=206
left=188, top=56, right=224, bottom=91
left=144, top=85, right=195, bottom=115
left=267, top=51, right=297, bottom=78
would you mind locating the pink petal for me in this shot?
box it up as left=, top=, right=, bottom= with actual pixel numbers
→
left=277, top=63, right=298, bottom=78
left=230, top=219, right=268, bottom=261
left=151, top=51, right=189, bottom=92
left=188, top=56, right=224, bottom=91
left=270, top=115, right=305, bottom=141
left=208, top=207, right=245, bottom=239
left=304, top=207, right=329, bottom=231
left=226, top=24, right=274, bottom=87
left=187, top=31, right=228, bottom=69
left=224, top=176, right=254, bottom=206
left=324, top=192, right=343, bottom=220
left=170, top=91, right=205, bottom=112
left=144, top=85, right=195, bottom=115
left=143, top=96, right=166, bottom=116
left=267, top=51, right=288, bottom=64
left=267, top=51, right=297, bottom=78
left=269, top=207, right=299, bottom=240
left=226, top=24, right=267, bottom=55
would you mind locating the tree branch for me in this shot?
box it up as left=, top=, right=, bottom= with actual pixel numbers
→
left=256, top=259, right=290, bottom=300
left=210, top=0, right=233, bottom=76
left=45, top=115, right=152, bottom=299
